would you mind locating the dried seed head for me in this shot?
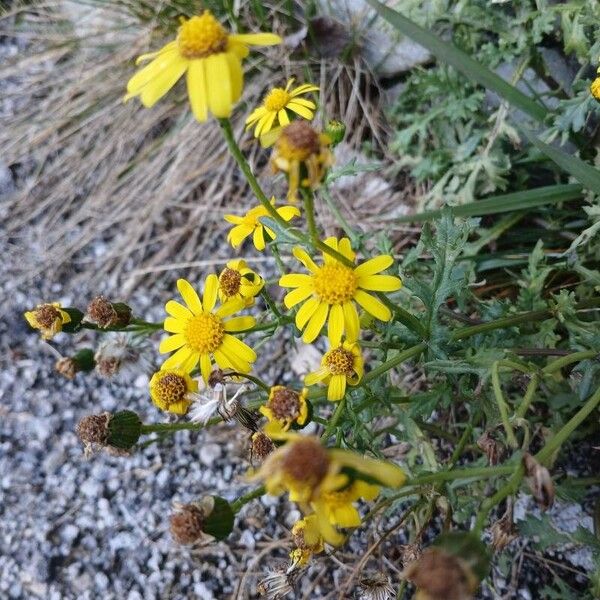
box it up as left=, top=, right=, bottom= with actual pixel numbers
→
left=477, top=430, right=505, bottom=466
left=269, top=387, right=301, bottom=421
left=404, top=547, right=478, bottom=600
left=96, top=356, right=121, bottom=377
left=257, top=565, right=297, bottom=598
left=218, top=267, right=242, bottom=297
left=55, top=357, right=77, bottom=380
left=398, top=543, right=422, bottom=567
left=86, top=296, right=132, bottom=328
left=357, top=572, right=395, bottom=600
left=251, top=432, right=275, bottom=462
left=490, top=507, right=518, bottom=552
left=76, top=413, right=111, bottom=452
left=522, top=452, right=555, bottom=511
left=170, top=504, right=205, bottom=545
left=281, top=438, right=329, bottom=485
left=35, top=304, right=62, bottom=328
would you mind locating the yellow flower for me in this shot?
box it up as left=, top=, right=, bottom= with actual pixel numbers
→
left=245, top=79, right=319, bottom=138
left=224, top=198, right=300, bottom=251
left=160, top=276, right=257, bottom=383
left=290, top=514, right=324, bottom=566
left=149, top=368, right=198, bottom=415
left=260, top=386, right=309, bottom=432
left=24, top=302, right=71, bottom=340
left=124, top=10, right=281, bottom=121
left=271, top=121, right=333, bottom=202
left=279, top=237, right=402, bottom=345
left=313, top=480, right=379, bottom=529
left=250, top=434, right=405, bottom=545
left=218, top=259, right=264, bottom=307
left=591, top=77, right=600, bottom=101
left=304, top=340, right=363, bottom=402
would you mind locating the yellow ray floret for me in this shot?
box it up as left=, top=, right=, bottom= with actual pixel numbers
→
left=304, top=340, right=363, bottom=402
left=124, top=10, right=281, bottom=121
left=246, top=78, right=319, bottom=138
left=224, top=197, right=300, bottom=251
left=160, top=275, right=257, bottom=383
left=279, top=237, right=402, bottom=345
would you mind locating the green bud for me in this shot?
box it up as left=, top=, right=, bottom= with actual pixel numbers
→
left=106, top=410, right=142, bottom=449
left=324, top=120, right=346, bottom=146
left=202, top=496, right=235, bottom=541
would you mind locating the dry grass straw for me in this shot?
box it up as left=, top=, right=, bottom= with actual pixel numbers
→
left=0, top=0, right=416, bottom=300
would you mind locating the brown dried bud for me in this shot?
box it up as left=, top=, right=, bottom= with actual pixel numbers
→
left=86, top=296, right=132, bottom=329
left=251, top=432, right=275, bottom=463
left=76, top=413, right=110, bottom=448
left=490, top=505, right=518, bottom=552
left=281, top=438, right=330, bottom=486
left=208, top=368, right=227, bottom=388
left=477, top=430, right=505, bottom=466
left=55, top=349, right=95, bottom=379
left=404, top=547, right=478, bottom=600
left=280, top=121, right=320, bottom=156
left=523, top=452, right=555, bottom=511
left=96, top=356, right=121, bottom=378
left=398, top=543, right=422, bottom=567
left=55, top=357, right=77, bottom=380
left=170, top=503, right=205, bottom=545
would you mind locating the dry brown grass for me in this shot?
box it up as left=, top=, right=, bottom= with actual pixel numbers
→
left=1, top=0, right=417, bottom=300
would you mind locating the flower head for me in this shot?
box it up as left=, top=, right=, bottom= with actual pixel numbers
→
left=250, top=434, right=405, bottom=545
left=225, top=198, right=300, bottom=251
left=218, top=259, right=264, bottom=307
left=246, top=79, right=319, bottom=138
left=591, top=76, right=600, bottom=101
left=149, top=368, right=198, bottom=414
left=260, top=386, right=309, bottom=432
left=279, top=237, right=402, bottom=345
left=160, top=276, right=256, bottom=384
left=305, top=340, right=363, bottom=401
left=271, top=121, right=333, bottom=202
left=24, top=302, right=71, bottom=340
left=290, top=515, right=324, bottom=566
left=94, top=333, right=149, bottom=379
left=125, top=10, right=281, bottom=121
left=85, top=296, right=132, bottom=329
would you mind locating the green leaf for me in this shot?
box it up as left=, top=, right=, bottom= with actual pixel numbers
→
left=521, top=129, right=600, bottom=195
left=364, top=0, right=548, bottom=122
left=394, top=184, right=583, bottom=223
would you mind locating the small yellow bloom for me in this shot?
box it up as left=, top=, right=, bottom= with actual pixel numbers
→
left=260, top=386, right=309, bottom=432
left=305, top=340, right=363, bottom=402
left=224, top=198, right=300, bottom=251
left=125, top=10, right=281, bottom=121
left=290, top=514, right=324, bottom=566
left=160, top=276, right=257, bottom=384
left=279, top=237, right=402, bottom=345
left=24, top=302, right=71, bottom=340
left=246, top=79, right=319, bottom=138
left=218, top=259, right=264, bottom=307
left=591, top=77, right=600, bottom=101
left=271, top=121, right=333, bottom=203
left=250, top=434, right=405, bottom=546
left=314, top=480, right=379, bottom=529
left=149, top=368, right=198, bottom=414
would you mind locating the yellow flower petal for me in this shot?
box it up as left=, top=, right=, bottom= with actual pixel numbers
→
left=353, top=289, right=391, bottom=321
left=358, top=274, right=402, bottom=292
left=283, top=286, right=314, bottom=309
left=354, top=255, right=393, bottom=277
left=186, top=59, right=208, bottom=122
left=253, top=225, right=266, bottom=250
left=162, top=345, right=193, bottom=369
left=165, top=300, right=193, bottom=320
left=304, top=367, right=329, bottom=386
left=159, top=334, right=186, bottom=353
left=327, top=304, right=344, bottom=346
left=327, top=374, right=346, bottom=401
left=138, top=55, right=188, bottom=107
left=222, top=334, right=257, bottom=362
left=203, top=273, right=218, bottom=312
left=287, top=101, right=314, bottom=120
left=278, top=108, right=290, bottom=126
left=225, top=51, right=243, bottom=102
left=302, top=302, right=328, bottom=343
left=164, top=316, right=185, bottom=333
left=329, top=450, right=406, bottom=488
left=200, top=353, right=212, bottom=383
left=126, top=48, right=180, bottom=95
left=223, top=316, right=255, bottom=332
left=228, top=33, right=282, bottom=46
left=292, top=247, right=319, bottom=272
left=279, top=273, right=312, bottom=288
left=276, top=205, right=301, bottom=221
left=342, top=301, right=360, bottom=342
left=296, top=297, right=321, bottom=329
left=215, top=297, right=244, bottom=318
left=177, top=279, right=203, bottom=315
left=206, top=53, right=232, bottom=118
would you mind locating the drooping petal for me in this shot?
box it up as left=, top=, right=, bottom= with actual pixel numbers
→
left=228, top=33, right=282, bottom=46
left=342, top=302, right=360, bottom=342
left=329, top=449, right=406, bottom=488
left=159, top=334, right=186, bottom=353
left=358, top=274, right=402, bottom=292
left=221, top=334, right=257, bottom=362
left=253, top=224, right=266, bottom=250
left=138, top=55, right=188, bottom=107
left=287, top=102, right=314, bottom=120
left=304, top=367, right=329, bottom=386
left=327, top=303, right=345, bottom=346
left=327, top=374, right=346, bottom=401
left=302, top=302, right=328, bottom=343
left=277, top=205, right=301, bottom=221
left=177, top=279, right=203, bottom=315
left=200, top=353, right=212, bottom=383
left=354, top=255, right=394, bottom=277
left=228, top=225, right=253, bottom=248
left=278, top=108, right=290, bottom=126
left=125, top=48, right=180, bottom=96
left=186, top=60, right=208, bottom=122
left=353, top=290, right=391, bottom=321
left=225, top=51, right=243, bottom=102
left=162, top=345, right=193, bottom=369
left=330, top=503, right=361, bottom=528
left=205, top=53, right=232, bottom=118
left=134, top=41, right=177, bottom=65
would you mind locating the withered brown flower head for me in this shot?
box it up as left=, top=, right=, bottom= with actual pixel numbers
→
left=169, top=504, right=205, bottom=545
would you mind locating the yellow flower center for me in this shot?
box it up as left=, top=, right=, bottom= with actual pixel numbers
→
left=325, top=347, right=355, bottom=376
left=184, top=313, right=224, bottom=353
left=312, top=263, right=357, bottom=304
left=156, top=373, right=188, bottom=406
left=264, top=88, right=290, bottom=111
left=219, top=267, right=242, bottom=297
left=276, top=121, right=320, bottom=161
left=177, top=11, right=228, bottom=59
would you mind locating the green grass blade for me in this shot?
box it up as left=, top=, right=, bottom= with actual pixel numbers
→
left=521, top=129, right=600, bottom=195
left=364, top=0, right=548, bottom=123
left=394, top=184, right=583, bottom=223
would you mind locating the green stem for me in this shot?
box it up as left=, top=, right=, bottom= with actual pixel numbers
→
left=140, top=419, right=219, bottom=434
left=229, top=371, right=270, bottom=392
left=535, top=385, right=600, bottom=466
left=260, top=289, right=283, bottom=320
left=231, top=485, right=266, bottom=513
left=408, top=465, right=514, bottom=486
left=301, top=188, right=320, bottom=246
left=542, top=350, right=598, bottom=375
left=321, top=185, right=357, bottom=242
left=515, top=372, right=540, bottom=418
left=491, top=361, right=519, bottom=449
left=360, top=343, right=427, bottom=387
left=320, top=396, right=347, bottom=441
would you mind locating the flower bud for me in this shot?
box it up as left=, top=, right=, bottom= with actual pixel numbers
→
left=55, top=348, right=95, bottom=379
left=85, top=296, right=132, bottom=329
left=324, top=119, right=346, bottom=146
left=250, top=431, right=275, bottom=463
left=106, top=410, right=142, bottom=449
left=522, top=452, right=554, bottom=511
